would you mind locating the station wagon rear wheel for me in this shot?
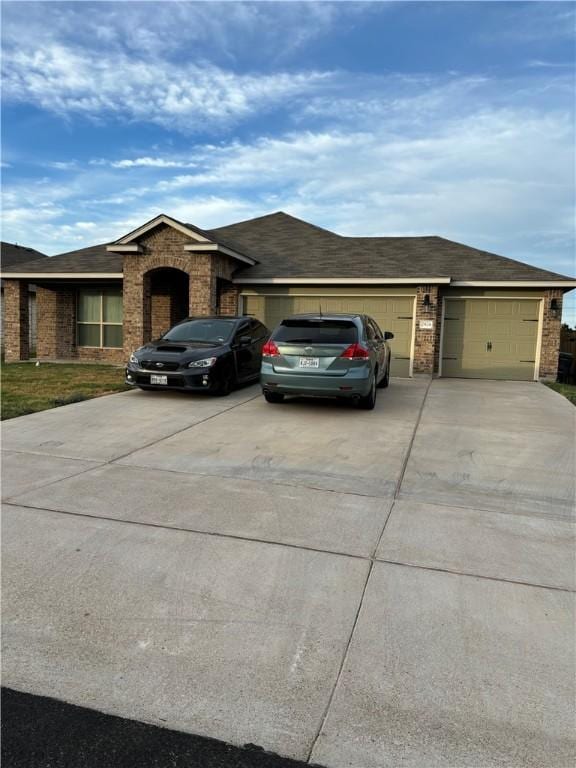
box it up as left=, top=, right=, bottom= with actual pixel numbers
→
left=264, top=391, right=284, bottom=404
left=378, top=362, right=390, bottom=389
left=359, top=375, right=377, bottom=410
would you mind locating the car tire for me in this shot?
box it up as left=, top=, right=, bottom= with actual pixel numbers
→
left=358, top=375, right=377, bottom=410
left=378, top=362, right=390, bottom=388
left=214, top=374, right=234, bottom=397
left=264, top=391, right=284, bottom=404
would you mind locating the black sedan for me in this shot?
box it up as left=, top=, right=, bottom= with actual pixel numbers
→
left=126, top=316, right=269, bottom=396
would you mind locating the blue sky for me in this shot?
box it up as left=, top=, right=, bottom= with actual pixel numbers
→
left=2, top=1, right=575, bottom=322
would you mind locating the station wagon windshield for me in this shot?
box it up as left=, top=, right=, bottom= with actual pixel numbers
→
left=162, top=319, right=235, bottom=343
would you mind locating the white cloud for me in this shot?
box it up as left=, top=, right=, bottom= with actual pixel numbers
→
left=109, top=157, right=199, bottom=169
left=1, top=42, right=331, bottom=133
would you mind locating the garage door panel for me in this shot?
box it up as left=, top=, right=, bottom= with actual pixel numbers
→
left=243, top=294, right=414, bottom=378
left=442, top=299, right=540, bottom=381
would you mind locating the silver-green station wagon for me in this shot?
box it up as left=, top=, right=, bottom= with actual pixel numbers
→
left=260, top=313, right=393, bottom=409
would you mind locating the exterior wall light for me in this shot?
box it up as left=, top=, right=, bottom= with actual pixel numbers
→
left=550, top=298, right=560, bottom=319
left=423, top=293, right=433, bottom=312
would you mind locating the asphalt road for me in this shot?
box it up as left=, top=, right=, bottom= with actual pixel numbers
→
left=1, top=688, right=323, bottom=768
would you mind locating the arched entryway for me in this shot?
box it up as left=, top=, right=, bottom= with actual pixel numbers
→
left=145, top=267, right=189, bottom=341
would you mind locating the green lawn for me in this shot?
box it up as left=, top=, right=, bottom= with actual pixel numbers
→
left=1, top=362, right=130, bottom=420
left=545, top=381, right=576, bottom=406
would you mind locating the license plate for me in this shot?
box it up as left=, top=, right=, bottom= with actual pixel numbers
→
left=299, top=357, right=320, bottom=369
left=150, top=374, right=168, bottom=385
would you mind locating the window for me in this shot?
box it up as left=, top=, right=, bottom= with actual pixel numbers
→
left=77, top=289, right=123, bottom=348
left=273, top=319, right=358, bottom=344
left=162, top=318, right=235, bottom=344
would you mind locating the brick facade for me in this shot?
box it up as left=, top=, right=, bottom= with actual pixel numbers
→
left=3, top=280, right=30, bottom=362
left=1, top=224, right=568, bottom=378
left=412, top=285, right=442, bottom=374
left=121, top=224, right=237, bottom=357
left=539, top=289, right=563, bottom=380
left=35, top=285, right=124, bottom=363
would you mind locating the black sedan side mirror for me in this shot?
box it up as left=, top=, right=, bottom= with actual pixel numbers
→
left=384, top=331, right=394, bottom=340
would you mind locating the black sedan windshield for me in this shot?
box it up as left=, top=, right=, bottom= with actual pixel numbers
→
left=162, top=319, right=235, bottom=344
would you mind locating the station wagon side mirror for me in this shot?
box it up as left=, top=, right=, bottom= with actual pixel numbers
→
left=384, top=331, right=394, bottom=340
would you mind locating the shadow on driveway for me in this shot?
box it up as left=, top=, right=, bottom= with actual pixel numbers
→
left=1, top=688, right=324, bottom=768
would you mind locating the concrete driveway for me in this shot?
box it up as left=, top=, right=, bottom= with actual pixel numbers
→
left=2, top=379, right=575, bottom=766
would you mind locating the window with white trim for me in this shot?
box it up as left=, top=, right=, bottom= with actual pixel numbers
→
left=77, top=289, right=123, bottom=348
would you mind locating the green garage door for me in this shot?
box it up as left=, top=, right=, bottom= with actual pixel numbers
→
left=243, top=294, right=414, bottom=377
left=442, top=299, right=540, bottom=380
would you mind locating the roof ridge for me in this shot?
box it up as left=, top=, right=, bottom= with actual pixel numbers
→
left=210, top=211, right=342, bottom=238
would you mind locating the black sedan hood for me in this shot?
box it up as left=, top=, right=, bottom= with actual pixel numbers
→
left=135, top=339, right=227, bottom=363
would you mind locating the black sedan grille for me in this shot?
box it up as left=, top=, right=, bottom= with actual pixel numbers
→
left=140, top=360, right=180, bottom=372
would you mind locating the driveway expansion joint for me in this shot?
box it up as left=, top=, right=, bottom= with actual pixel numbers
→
left=306, top=376, right=434, bottom=763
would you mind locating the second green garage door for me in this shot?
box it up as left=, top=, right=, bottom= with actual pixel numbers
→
left=441, top=298, right=540, bottom=380
left=242, top=294, right=415, bottom=377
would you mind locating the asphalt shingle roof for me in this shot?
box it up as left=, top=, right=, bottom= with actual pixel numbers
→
left=0, top=212, right=572, bottom=282
left=210, top=213, right=572, bottom=281
left=1, top=243, right=121, bottom=274
left=1, top=242, right=48, bottom=269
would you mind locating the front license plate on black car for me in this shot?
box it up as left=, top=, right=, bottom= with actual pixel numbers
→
left=299, top=357, right=320, bottom=368
left=150, top=374, right=168, bottom=385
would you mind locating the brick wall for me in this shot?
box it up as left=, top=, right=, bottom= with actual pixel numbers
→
left=413, top=285, right=441, bottom=374
left=122, top=223, right=236, bottom=356
left=3, top=280, right=30, bottom=361
left=539, top=288, right=563, bottom=380
left=36, top=286, right=75, bottom=358
left=35, top=285, right=124, bottom=363
left=218, top=282, right=240, bottom=315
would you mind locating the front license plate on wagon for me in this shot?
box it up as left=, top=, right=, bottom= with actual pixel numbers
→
left=150, top=374, right=168, bottom=385
left=299, top=357, right=320, bottom=369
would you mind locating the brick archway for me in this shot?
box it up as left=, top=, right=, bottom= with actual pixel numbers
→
left=145, top=267, right=189, bottom=341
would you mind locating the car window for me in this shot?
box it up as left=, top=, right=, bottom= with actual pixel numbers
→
left=162, top=319, right=236, bottom=343
left=233, top=322, right=250, bottom=342
left=366, top=320, right=377, bottom=341
left=250, top=319, right=268, bottom=341
left=368, top=319, right=383, bottom=340
left=371, top=319, right=384, bottom=339
left=273, top=319, right=358, bottom=344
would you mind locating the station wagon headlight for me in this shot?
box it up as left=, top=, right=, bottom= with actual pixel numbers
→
left=188, top=357, right=217, bottom=368
left=129, top=353, right=139, bottom=364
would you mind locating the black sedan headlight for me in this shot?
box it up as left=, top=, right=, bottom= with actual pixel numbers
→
left=188, top=357, right=217, bottom=368
left=129, top=353, right=139, bottom=364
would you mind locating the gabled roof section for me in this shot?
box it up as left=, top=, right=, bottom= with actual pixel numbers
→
left=106, top=213, right=256, bottom=264
left=113, top=213, right=212, bottom=245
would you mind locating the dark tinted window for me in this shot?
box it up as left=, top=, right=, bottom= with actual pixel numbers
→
left=163, top=319, right=236, bottom=343
left=250, top=320, right=269, bottom=340
left=273, top=319, right=358, bottom=344
left=371, top=319, right=384, bottom=338
left=365, top=320, right=376, bottom=341
left=367, top=319, right=382, bottom=339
